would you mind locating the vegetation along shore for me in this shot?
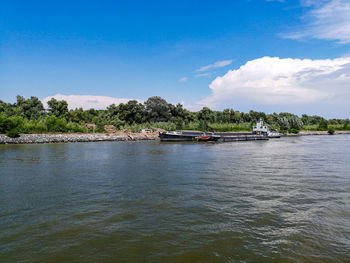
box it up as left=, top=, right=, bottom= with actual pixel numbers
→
left=1, top=95, right=349, bottom=142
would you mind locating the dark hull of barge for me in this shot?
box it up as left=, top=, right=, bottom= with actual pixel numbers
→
left=158, top=133, right=213, bottom=142
left=159, top=132, right=268, bottom=142
left=215, top=134, right=268, bottom=142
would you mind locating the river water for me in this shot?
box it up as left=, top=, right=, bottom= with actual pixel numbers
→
left=0, top=135, right=349, bottom=262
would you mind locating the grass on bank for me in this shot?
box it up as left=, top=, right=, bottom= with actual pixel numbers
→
left=1, top=117, right=253, bottom=136
left=302, top=124, right=350, bottom=131
left=120, top=121, right=252, bottom=132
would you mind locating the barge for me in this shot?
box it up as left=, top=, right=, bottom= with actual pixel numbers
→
left=159, top=120, right=272, bottom=142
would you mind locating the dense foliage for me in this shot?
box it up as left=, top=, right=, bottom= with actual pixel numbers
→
left=0, top=95, right=349, bottom=136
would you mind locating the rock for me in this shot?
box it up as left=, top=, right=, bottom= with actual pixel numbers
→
left=0, top=133, right=159, bottom=144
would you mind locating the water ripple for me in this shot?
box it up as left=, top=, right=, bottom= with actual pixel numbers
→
left=0, top=136, right=350, bottom=262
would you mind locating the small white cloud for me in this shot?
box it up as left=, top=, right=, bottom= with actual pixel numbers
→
left=195, top=72, right=215, bottom=78
left=283, top=0, right=350, bottom=44
left=198, top=56, right=350, bottom=108
left=196, top=60, right=232, bottom=72
left=179, top=77, right=188, bottom=83
left=42, top=94, right=141, bottom=110
left=300, top=0, right=329, bottom=7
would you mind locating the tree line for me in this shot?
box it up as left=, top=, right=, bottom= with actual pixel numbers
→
left=0, top=95, right=349, bottom=137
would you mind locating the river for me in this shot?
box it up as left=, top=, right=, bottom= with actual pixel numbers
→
left=0, top=135, right=349, bottom=262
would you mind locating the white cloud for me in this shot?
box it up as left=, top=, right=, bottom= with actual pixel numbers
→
left=300, top=0, right=330, bottom=7
left=196, top=60, right=232, bottom=72
left=195, top=72, right=216, bottom=78
left=41, top=94, right=141, bottom=110
left=198, top=56, right=350, bottom=108
left=284, top=0, right=350, bottom=44
left=178, top=77, right=188, bottom=83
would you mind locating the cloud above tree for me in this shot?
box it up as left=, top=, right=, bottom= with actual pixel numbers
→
left=42, top=94, right=141, bottom=110
left=198, top=56, right=350, bottom=109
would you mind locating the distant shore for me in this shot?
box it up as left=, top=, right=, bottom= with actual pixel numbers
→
left=285, top=130, right=350, bottom=136
left=1, top=130, right=350, bottom=144
left=0, top=133, right=158, bottom=144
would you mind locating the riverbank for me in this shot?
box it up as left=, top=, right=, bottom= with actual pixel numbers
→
left=0, top=132, right=158, bottom=144
left=1, top=130, right=349, bottom=144
left=286, top=130, right=350, bottom=136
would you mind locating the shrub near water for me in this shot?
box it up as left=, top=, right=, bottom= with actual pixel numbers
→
left=0, top=115, right=7, bottom=133
left=66, top=122, right=86, bottom=133
left=21, top=119, right=47, bottom=133
left=0, top=116, right=23, bottom=138
left=6, top=129, right=20, bottom=138
left=328, top=128, right=335, bottom=135
left=45, top=116, right=68, bottom=132
left=318, top=119, right=328, bottom=131
left=288, top=128, right=300, bottom=134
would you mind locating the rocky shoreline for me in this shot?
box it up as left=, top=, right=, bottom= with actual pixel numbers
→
left=1, top=130, right=349, bottom=144
left=0, top=133, right=159, bottom=144
left=286, top=130, right=350, bottom=136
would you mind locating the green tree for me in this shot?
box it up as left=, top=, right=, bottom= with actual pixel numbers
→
left=198, top=107, right=215, bottom=122
left=144, top=96, right=171, bottom=122
left=249, top=110, right=266, bottom=122
left=45, top=116, right=67, bottom=132
left=107, top=103, right=119, bottom=117
left=318, top=119, right=328, bottom=130
left=47, top=98, right=68, bottom=119
left=288, top=115, right=303, bottom=131
left=116, top=100, right=145, bottom=124
left=67, top=108, right=86, bottom=123
left=16, top=96, right=45, bottom=119
left=277, top=117, right=290, bottom=132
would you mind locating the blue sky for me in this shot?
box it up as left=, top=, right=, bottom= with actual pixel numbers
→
left=1, top=0, right=349, bottom=118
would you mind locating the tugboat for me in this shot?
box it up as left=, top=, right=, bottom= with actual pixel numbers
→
left=253, top=119, right=281, bottom=138
left=159, top=120, right=269, bottom=142
left=267, top=130, right=281, bottom=138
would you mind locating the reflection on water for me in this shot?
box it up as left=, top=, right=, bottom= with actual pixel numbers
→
left=1, top=136, right=350, bottom=262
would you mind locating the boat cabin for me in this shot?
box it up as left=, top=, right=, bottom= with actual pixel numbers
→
left=253, top=119, right=268, bottom=135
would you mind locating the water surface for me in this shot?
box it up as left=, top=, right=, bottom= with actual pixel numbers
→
left=1, top=135, right=350, bottom=262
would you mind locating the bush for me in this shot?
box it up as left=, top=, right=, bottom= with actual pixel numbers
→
left=45, top=116, right=67, bottom=132
left=328, top=128, right=335, bottom=135
left=288, top=128, right=300, bottom=134
left=21, top=119, right=47, bottom=133
left=279, top=129, right=288, bottom=134
left=0, top=116, right=23, bottom=134
left=6, top=129, right=20, bottom=138
left=318, top=119, right=328, bottom=130
left=66, top=122, right=85, bottom=132
left=198, top=120, right=209, bottom=131
left=175, top=118, right=184, bottom=130
left=0, top=115, right=7, bottom=133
